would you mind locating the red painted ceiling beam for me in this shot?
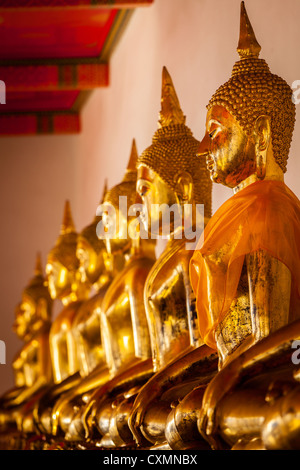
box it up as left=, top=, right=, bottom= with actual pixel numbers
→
left=0, top=112, right=80, bottom=135
left=0, top=63, right=109, bottom=91
left=0, top=0, right=153, bottom=8
left=0, top=1, right=150, bottom=134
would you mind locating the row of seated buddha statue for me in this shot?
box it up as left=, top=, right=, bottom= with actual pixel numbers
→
left=1, top=1, right=300, bottom=451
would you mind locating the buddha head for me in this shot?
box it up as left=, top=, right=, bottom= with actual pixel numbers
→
left=99, top=140, right=139, bottom=260
left=77, top=183, right=108, bottom=287
left=13, top=253, right=52, bottom=340
left=136, top=66, right=212, bottom=238
left=46, top=200, right=80, bottom=302
left=198, top=2, right=296, bottom=189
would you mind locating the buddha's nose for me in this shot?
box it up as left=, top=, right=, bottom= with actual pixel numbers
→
left=197, top=133, right=210, bottom=158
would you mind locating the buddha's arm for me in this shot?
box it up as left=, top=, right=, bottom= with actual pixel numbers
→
left=82, top=357, right=154, bottom=438
left=65, top=326, right=80, bottom=377
left=128, top=345, right=217, bottom=444
left=0, top=386, right=26, bottom=407
left=51, top=364, right=111, bottom=436
left=10, top=380, right=45, bottom=407
left=81, top=310, right=101, bottom=343
left=50, top=311, right=79, bottom=381
left=129, top=269, right=152, bottom=359
left=247, top=249, right=291, bottom=342
left=198, top=310, right=300, bottom=447
left=75, top=311, right=103, bottom=376
left=50, top=331, right=64, bottom=383
left=12, top=354, right=26, bottom=388
left=65, top=363, right=110, bottom=398
left=97, top=357, right=153, bottom=403
left=33, top=370, right=81, bottom=423
left=51, top=364, right=110, bottom=430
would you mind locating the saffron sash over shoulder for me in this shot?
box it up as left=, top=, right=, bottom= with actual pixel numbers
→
left=190, top=180, right=300, bottom=349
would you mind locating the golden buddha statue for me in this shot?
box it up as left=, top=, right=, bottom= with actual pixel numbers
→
left=49, top=182, right=124, bottom=442
left=0, top=303, right=31, bottom=412
left=169, top=2, right=300, bottom=450
left=77, top=140, right=157, bottom=448
left=34, top=200, right=91, bottom=436
left=11, top=303, right=28, bottom=390
left=73, top=180, right=111, bottom=378
left=47, top=200, right=91, bottom=384
left=0, top=253, right=53, bottom=440
left=127, top=66, right=218, bottom=449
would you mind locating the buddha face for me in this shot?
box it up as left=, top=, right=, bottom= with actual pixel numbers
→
left=101, top=201, right=130, bottom=254
left=76, top=237, right=104, bottom=286
left=137, top=165, right=180, bottom=237
left=13, top=301, right=32, bottom=340
left=14, top=293, right=40, bottom=339
left=198, top=105, right=256, bottom=188
left=21, top=295, right=36, bottom=326
left=46, top=259, right=74, bottom=300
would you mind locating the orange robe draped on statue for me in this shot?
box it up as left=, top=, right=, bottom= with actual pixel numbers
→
left=190, top=180, right=300, bottom=350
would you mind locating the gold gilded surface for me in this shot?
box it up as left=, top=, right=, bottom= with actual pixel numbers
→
left=72, top=181, right=111, bottom=378
left=128, top=66, right=217, bottom=447
left=0, top=253, right=53, bottom=437
left=26, top=203, right=93, bottom=441
left=1, top=1, right=300, bottom=452
left=206, top=3, right=295, bottom=175
left=186, top=1, right=300, bottom=450
left=194, top=0, right=297, bottom=366
left=79, top=142, right=156, bottom=447
left=47, top=201, right=91, bottom=385
left=49, top=185, right=115, bottom=441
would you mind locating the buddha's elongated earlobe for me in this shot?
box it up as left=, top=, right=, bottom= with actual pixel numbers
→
left=254, top=115, right=271, bottom=180
left=174, top=171, right=193, bottom=204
